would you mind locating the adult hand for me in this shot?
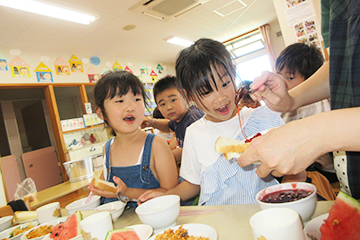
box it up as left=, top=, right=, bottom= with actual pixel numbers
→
left=250, top=71, right=295, bottom=113
left=238, top=120, right=321, bottom=178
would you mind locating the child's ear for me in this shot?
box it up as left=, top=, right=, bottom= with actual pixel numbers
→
left=95, top=107, right=104, bottom=120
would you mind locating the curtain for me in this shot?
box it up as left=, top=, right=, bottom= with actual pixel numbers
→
left=259, top=24, right=276, bottom=69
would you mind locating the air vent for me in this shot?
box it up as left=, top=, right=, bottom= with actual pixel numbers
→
left=130, top=0, right=210, bottom=21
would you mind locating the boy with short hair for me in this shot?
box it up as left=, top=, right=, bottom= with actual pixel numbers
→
left=142, top=76, right=204, bottom=163
left=275, top=43, right=336, bottom=183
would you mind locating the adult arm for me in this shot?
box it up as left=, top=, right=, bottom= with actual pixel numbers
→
left=238, top=107, right=360, bottom=178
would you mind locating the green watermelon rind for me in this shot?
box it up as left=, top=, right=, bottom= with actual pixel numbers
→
left=337, top=191, right=360, bottom=211
left=105, top=228, right=136, bottom=240
left=74, top=211, right=82, bottom=235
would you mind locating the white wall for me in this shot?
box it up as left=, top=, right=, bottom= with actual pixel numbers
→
left=272, top=0, right=322, bottom=47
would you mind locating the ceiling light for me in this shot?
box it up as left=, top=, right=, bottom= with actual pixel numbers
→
left=0, top=0, right=97, bottom=25
left=166, top=37, right=193, bottom=47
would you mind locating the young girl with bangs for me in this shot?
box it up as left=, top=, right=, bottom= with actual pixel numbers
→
left=88, top=71, right=178, bottom=207
left=139, top=38, right=305, bottom=205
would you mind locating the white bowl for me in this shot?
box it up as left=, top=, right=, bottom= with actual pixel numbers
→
left=65, top=195, right=101, bottom=216
left=0, top=220, right=38, bottom=240
left=135, top=195, right=180, bottom=231
left=0, top=215, right=13, bottom=232
left=95, top=201, right=126, bottom=222
left=255, top=182, right=317, bottom=222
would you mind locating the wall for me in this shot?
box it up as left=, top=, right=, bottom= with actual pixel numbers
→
left=272, top=0, right=322, bottom=47
left=0, top=49, right=175, bottom=84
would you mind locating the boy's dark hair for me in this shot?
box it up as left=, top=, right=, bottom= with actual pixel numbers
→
left=152, top=107, right=165, bottom=119
left=153, top=76, right=179, bottom=103
left=175, top=38, right=236, bottom=108
left=94, top=71, right=148, bottom=135
left=275, top=43, right=324, bottom=80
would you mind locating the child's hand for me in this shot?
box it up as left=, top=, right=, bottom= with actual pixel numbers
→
left=138, top=189, right=167, bottom=203
left=113, top=176, right=128, bottom=196
left=141, top=116, right=153, bottom=128
left=88, top=183, right=116, bottom=198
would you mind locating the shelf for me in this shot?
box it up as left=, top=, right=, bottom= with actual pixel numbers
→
left=62, top=124, right=104, bottom=134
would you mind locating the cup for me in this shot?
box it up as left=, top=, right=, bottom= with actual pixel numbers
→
left=36, top=202, right=61, bottom=224
left=80, top=211, right=113, bottom=240
left=250, top=207, right=305, bottom=240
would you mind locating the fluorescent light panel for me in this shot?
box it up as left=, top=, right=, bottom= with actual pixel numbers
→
left=166, top=37, right=193, bottom=47
left=0, top=0, right=97, bottom=25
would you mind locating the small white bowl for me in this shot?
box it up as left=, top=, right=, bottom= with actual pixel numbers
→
left=255, top=182, right=317, bottom=222
left=0, top=220, right=38, bottom=240
left=95, top=201, right=126, bottom=222
left=65, top=195, right=101, bottom=216
left=135, top=195, right=180, bottom=231
left=0, top=216, right=13, bottom=232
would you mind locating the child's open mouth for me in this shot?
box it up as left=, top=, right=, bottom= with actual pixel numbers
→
left=216, top=104, right=230, bottom=115
left=124, top=116, right=135, bottom=122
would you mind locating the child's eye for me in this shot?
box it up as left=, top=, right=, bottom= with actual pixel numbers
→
left=115, top=99, right=123, bottom=103
left=171, top=98, right=177, bottom=102
left=135, top=98, right=142, bottom=102
left=159, top=103, right=165, bottom=107
left=287, top=77, right=294, bottom=81
left=222, top=81, right=231, bottom=87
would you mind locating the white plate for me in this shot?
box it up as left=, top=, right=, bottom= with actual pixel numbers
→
left=124, top=224, right=153, bottom=240
left=42, top=234, right=83, bottom=240
left=148, top=223, right=217, bottom=240
left=304, top=213, right=329, bottom=240
left=20, top=217, right=68, bottom=240
left=0, top=221, right=38, bottom=240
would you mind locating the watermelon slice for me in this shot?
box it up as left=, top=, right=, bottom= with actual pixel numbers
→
left=105, top=228, right=140, bottom=240
left=320, top=191, right=360, bottom=240
left=49, top=211, right=82, bottom=240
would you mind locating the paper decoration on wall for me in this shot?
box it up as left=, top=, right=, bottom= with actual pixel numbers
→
left=9, top=56, right=31, bottom=77
left=0, top=53, right=8, bottom=71
left=112, top=61, right=123, bottom=71
left=34, top=62, right=53, bottom=82
left=165, top=69, right=172, bottom=76
left=54, top=57, right=70, bottom=75
left=124, top=66, right=133, bottom=73
left=101, top=67, right=110, bottom=77
left=140, top=63, right=148, bottom=75
left=68, top=55, right=84, bottom=73
left=87, top=66, right=100, bottom=83
left=90, top=56, right=101, bottom=66
left=150, top=70, right=158, bottom=82
left=137, top=75, right=143, bottom=82
left=156, top=64, right=164, bottom=74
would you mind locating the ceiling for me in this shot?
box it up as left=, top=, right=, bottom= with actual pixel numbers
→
left=0, top=0, right=278, bottom=64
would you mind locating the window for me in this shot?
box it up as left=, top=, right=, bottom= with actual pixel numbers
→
left=224, top=30, right=272, bottom=85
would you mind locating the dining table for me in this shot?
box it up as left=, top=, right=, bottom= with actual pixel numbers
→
left=113, top=200, right=334, bottom=240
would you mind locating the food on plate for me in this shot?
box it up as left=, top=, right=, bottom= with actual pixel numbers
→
left=319, top=191, right=360, bottom=239
left=260, top=189, right=313, bottom=203
left=25, top=225, right=52, bottom=239
left=105, top=228, right=140, bottom=240
left=155, top=225, right=209, bottom=240
left=49, top=211, right=82, bottom=240
left=1, top=222, right=36, bottom=240
left=12, top=211, right=38, bottom=224
left=91, top=178, right=116, bottom=193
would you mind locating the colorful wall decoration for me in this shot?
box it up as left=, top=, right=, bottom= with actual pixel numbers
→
left=150, top=70, right=158, bottom=82
left=140, top=63, right=148, bottom=75
left=87, top=66, right=100, bottom=83
left=0, top=53, right=8, bottom=71
left=54, top=57, right=70, bottom=75
left=90, top=56, right=101, bottom=66
left=69, top=55, right=84, bottom=73
left=34, top=62, right=53, bottom=82
left=112, top=61, right=123, bottom=71
left=124, top=66, right=133, bottom=73
left=9, top=56, right=31, bottom=78
left=156, top=63, right=164, bottom=75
